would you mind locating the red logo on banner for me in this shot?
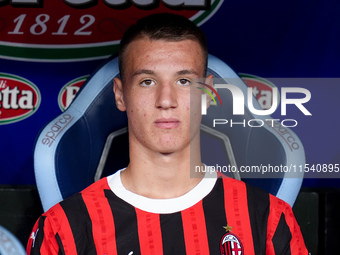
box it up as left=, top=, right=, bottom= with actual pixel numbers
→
left=58, top=76, right=89, bottom=111
left=0, top=73, right=41, bottom=125
left=240, top=73, right=280, bottom=110
left=0, top=0, right=224, bottom=61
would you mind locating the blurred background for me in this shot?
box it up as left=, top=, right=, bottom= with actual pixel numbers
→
left=0, top=0, right=339, bottom=253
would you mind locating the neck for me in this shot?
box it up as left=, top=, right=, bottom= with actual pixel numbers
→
left=120, top=138, right=204, bottom=199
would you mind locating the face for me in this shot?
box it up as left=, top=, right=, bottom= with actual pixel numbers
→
left=114, top=38, right=209, bottom=155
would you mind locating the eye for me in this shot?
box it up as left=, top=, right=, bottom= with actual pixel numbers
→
left=177, top=79, right=191, bottom=86
left=140, top=79, right=155, bottom=87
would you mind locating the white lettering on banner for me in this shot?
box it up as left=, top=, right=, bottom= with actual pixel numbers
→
left=8, top=14, right=96, bottom=36
left=5, top=0, right=209, bottom=8
left=2, top=0, right=220, bottom=60
left=0, top=86, right=34, bottom=110
left=257, top=90, right=272, bottom=110
left=0, top=74, right=40, bottom=124
left=65, top=86, right=80, bottom=109
left=64, top=0, right=208, bottom=8
left=19, top=90, right=35, bottom=109
left=248, top=87, right=278, bottom=115
left=11, top=0, right=39, bottom=3
left=64, top=0, right=92, bottom=4
left=11, top=0, right=40, bottom=5
left=0, top=80, right=7, bottom=89
left=162, top=0, right=206, bottom=8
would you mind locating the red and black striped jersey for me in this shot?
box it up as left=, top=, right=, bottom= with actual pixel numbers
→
left=27, top=170, right=308, bottom=255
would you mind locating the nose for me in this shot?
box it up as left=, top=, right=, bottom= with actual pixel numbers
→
left=155, top=82, right=178, bottom=110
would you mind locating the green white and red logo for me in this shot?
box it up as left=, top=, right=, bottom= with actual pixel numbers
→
left=240, top=73, right=280, bottom=110
left=0, top=73, right=41, bottom=125
left=58, top=76, right=89, bottom=111
left=0, top=0, right=224, bottom=61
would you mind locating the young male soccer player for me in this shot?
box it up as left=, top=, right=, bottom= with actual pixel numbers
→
left=27, top=13, right=309, bottom=255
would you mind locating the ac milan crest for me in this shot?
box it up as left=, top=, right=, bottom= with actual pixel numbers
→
left=220, top=225, right=244, bottom=255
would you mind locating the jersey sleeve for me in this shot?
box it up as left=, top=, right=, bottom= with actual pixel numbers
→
left=26, top=202, right=77, bottom=255
left=26, top=216, right=60, bottom=255
left=266, top=194, right=309, bottom=255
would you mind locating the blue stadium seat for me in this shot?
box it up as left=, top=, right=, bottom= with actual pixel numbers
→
left=34, top=55, right=305, bottom=212
left=0, top=225, right=26, bottom=255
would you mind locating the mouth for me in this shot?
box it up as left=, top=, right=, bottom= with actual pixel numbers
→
left=154, top=118, right=180, bottom=129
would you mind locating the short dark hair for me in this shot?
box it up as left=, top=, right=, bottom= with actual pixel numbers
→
left=118, top=13, right=208, bottom=80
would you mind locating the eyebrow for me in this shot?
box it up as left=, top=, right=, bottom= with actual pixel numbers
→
left=176, top=69, right=199, bottom=76
left=132, top=69, right=200, bottom=78
left=132, top=69, right=155, bottom=77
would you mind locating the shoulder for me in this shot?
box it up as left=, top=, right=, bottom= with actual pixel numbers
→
left=43, top=177, right=111, bottom=221
left=80, top=176, right=111, bottom=194
left=220, top=177, right=308, bottom=252
left=220, top=177, right=293, bottom=217
left=28, top=179, right=111, bottom=255
left=220, top=176, right=270, bottom=202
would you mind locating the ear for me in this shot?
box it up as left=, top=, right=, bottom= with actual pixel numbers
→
left=113, top=77, right=126, bottom=112
left=204, top=74, right=214, bottom=109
